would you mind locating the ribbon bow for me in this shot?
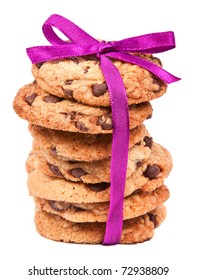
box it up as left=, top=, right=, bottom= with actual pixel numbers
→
left=27, top=14, right=180, bottom=245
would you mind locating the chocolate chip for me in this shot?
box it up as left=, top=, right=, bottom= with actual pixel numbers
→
left=62, top=112, right=76, bottom=120
left=83, top=55, right=99, bottom=61
left=148, top=213, right=158, bottom=228
left=96, top=115, right=112, bottom=130
left=152, top=57, right=162, bottom=66
left=36, top=62, right=44, bottom=68
left=49, top=200, right=71, bottom=211
left=50, top=146, right=57, bottom=155
left=25, top=93, right=37, bottom=105
left=87, top=182, right=110, bottom=192
left=63, top=89, right=74, bottom=98
left=43, top=95, right=63, bottom=103
left=152, top=74, right=163, bottom=93
left=65, top=80, right=73, bottom=85
left=146, top=113, right=152, bottom=120
left=92, top=82, right=108, bottom=97
left=135, top=141, right=141, bottom=146
left=75, top=121, right=89, bottom=132
left=61, top=111, right=77, bottom=120
left=48, top=163, right=64, bottom=178
left=84, top=67, right=90, bottom=74
left=143, top=136, right=153, bottom=149
left=69, top=168, right=88, bottom=178
left=136, top=160, right=144, bottom=167
left=70, top=112, right=76, bottom=120
left=143, top=164, right=161, bottom=179
left=132, top=189, right=143, bottom=195
left=49, top=200, right=84, bottom=212
left=70, top=57, right=79, bottom=64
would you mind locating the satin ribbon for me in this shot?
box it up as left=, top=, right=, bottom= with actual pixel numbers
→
left=27, top=14, right=180, bottom=245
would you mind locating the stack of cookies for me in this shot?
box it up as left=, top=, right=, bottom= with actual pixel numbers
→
left=13, top=54, right=172, bottom=244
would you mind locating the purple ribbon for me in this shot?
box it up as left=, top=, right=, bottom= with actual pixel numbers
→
left=27, top=14, right=180, bottom=245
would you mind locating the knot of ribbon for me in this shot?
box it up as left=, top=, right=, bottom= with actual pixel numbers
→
left=27, top=14, right=180, bottom=245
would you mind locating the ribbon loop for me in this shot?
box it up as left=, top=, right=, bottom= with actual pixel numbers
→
left=42, top=14, right=98, bottom=46
left=113, top=31, right=176, bottom=53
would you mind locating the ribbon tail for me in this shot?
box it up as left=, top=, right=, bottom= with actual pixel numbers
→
left=100, top=55, right=130, bottom=245
left=107, top=52, right=181, bottom=84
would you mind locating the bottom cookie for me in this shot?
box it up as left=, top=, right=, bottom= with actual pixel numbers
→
left=35, top=204, right=166, bottom=244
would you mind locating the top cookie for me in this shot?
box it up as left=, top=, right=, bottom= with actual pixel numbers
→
left=32, top=54, right=167, bottom=107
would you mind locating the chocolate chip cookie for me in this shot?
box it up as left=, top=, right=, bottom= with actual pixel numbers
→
left=31, top=139, right=151, bottom=183
left=35, top=185, right=169, bottom=223
left=29, top=124, right=150, bottom=162
left=13, top=82, right=153, bottom=134
left=27, top=143, right=172, bottom=203
left=34, top=204, right=166, bottom=244
left=32, top=54, right=167, bottom=107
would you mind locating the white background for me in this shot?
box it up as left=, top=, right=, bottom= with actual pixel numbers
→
left=0, top=0, right=196, bottom=279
